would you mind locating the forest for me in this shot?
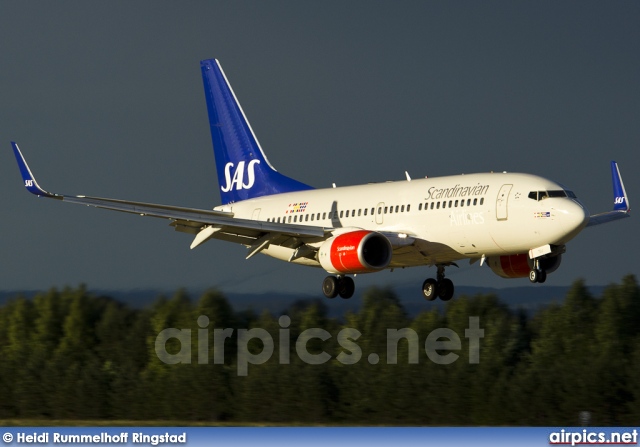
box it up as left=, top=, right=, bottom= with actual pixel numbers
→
left=0, top=275, right=639, bottom=426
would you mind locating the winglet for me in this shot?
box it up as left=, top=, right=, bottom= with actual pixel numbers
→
left=11, top=142, right=59, bottom=198
left=586, top=160, right=630, bottom=227
left=611, top=160, right=629, bottom=212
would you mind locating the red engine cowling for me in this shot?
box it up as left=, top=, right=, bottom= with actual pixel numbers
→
left=318, top=230, right=392, bottom=274
left=487, top=253, right=562, bottom=278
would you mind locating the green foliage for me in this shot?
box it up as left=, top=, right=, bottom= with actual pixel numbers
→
left=0, top=277, right=639, bottom=425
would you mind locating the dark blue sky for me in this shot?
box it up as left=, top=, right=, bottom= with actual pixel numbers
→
left=2, top=1, right=638, bottom=294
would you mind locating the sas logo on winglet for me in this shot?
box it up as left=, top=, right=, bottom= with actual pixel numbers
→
left=615, top=197, right=626, bottom=205
left=221, top=160, right=260, bottom=192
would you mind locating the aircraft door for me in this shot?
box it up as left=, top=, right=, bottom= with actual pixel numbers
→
left=496, top=184, right=512, bottom=221
left=376, top=202, right=385, bottom=225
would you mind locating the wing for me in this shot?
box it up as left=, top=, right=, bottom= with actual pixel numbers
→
left=378, top=231, right=462, bottom=267
left=12, top=142, right=328, bottom=257
left=586, top=160, right=631, bottom=227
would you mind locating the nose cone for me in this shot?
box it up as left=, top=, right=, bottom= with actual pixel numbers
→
left=553, top=200, right=589, bottom=243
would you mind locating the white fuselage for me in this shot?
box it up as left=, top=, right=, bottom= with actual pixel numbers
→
left=215, top=171, right=590, bottom=268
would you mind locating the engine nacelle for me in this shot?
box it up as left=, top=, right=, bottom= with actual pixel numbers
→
left=318, top=230, right=392, bottom=274
left=487, top=253, right=562, bottom=278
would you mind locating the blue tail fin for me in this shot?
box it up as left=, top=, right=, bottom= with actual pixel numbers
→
left=201, top=59, right=313, bottom=204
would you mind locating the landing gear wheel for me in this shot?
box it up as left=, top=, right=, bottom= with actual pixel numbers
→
left=438, top=278, right=454, bottom=301
left=529, top=269, right=547, bottom=283
left=422, top=278, right=438, bottom=301
left=529, top=269, right=539, bottom=283
left=537, top=269, right=547, bottom=284
left=338, top=276, right=355, bottom=299
left=322, top=276, right=338, bottom=299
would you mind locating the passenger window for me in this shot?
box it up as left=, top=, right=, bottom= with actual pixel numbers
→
left=358, top=209, right=362, bottom=216
left=384, top=207, right=388, bottom=214
left=340, top=210, right=344, bottom=218
left=460, top=200, right=464, bottom=207
left=430, top=202, right=434, bottom=210
left=364, top=208, right=368, bottom=216
left=378, top=207, right=382, bottom=214
left=389, top=206, right=393, bottom=214
left=322, top=212, right=326, bottom=220
left=442, top=201, right=446, bottom=209
left=305, top=214, right=309, bottom=222
left=288, top=216, right=292, bottom=223
left=311, top=214, right=314, bottom=221
left=467, top=199, right=471, bottom=206
left=419, top=203, right=422, bottom=211
left=407, top=204, right=410, bottom=212
left=448, top=200, right=452, bottom=208
left=480, top=197, right=484, bottom=205
left=345, top=210, right=349, bottom=218
left=395, top=205, right=399, bottom=213
left=352, top=209, right=356, bottom=216
left=473, top=198, right=477, bottom=206
left=437, top=202, right=440, bottom=209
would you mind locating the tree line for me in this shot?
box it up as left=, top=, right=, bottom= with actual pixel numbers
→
left=1, top=275, right=639, bottom=425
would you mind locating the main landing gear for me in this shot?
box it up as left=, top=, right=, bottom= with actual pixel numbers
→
left=422, top=265, right=455, bottom=302
left=529, top=259, right=547, bottom=283
left=322, top=275, right=355, bottom=299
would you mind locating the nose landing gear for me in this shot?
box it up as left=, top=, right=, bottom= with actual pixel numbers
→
left=529, top=259, right=547, bottom=283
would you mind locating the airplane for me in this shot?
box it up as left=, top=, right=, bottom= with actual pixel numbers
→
left=11, top=58, right=631, bottom=301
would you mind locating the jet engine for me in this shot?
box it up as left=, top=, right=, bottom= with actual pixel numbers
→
left=487, top=253, right=562, bottom=278
left=318, top=230, right=392, bottom=274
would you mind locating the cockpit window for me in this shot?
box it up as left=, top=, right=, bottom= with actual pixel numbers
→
left=528, top=190, right=577, bottom=201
